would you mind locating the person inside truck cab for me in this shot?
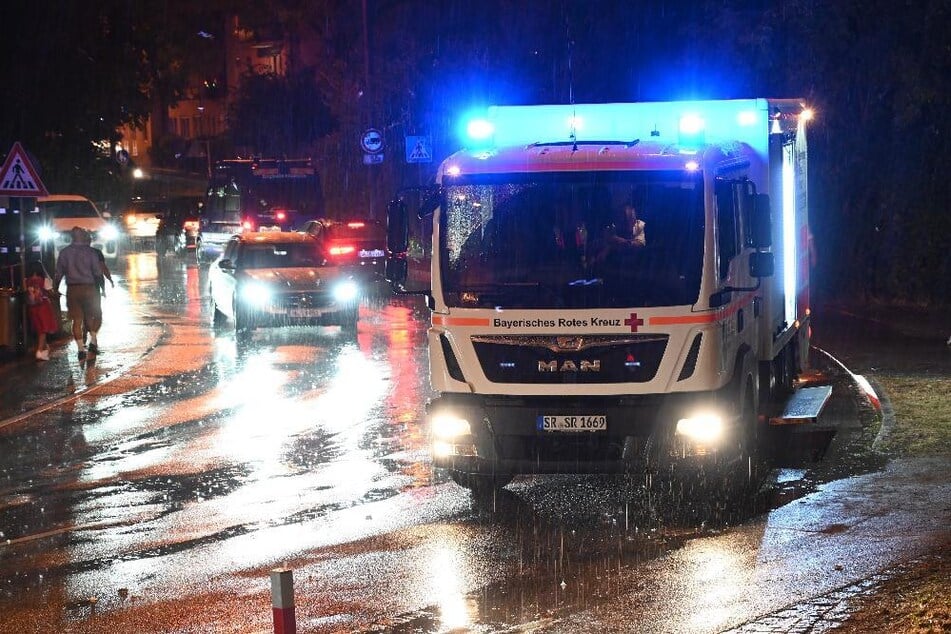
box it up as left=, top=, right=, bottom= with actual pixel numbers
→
left=607, top=202, right=647, bottom=249
left=592, top=202, right=647, bottom=268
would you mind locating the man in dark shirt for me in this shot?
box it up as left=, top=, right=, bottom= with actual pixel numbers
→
left=53, top=227, right=104, bottom=362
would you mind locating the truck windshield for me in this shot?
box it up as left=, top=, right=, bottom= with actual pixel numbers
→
left=442, top=171, right=704, bottom=309
left=245, top=177, right=320, bottom=214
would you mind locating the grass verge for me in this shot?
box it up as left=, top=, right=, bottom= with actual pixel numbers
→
left=833, top=368, right=950, bottom=631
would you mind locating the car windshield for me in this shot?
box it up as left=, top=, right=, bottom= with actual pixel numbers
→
left=442, top=171, right=704, bottom=309
left=239, top=242, right=324, bottom=268
left=40, top=200, right=100, bottom=219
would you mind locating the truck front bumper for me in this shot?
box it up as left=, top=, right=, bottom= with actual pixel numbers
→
left=428, top=391, right=743, bottom=475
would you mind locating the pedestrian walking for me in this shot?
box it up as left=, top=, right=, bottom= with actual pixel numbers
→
left=52, top=227, right=105, bottom=362
left=94, top=246, right=115, bottom=297
left=24, top=261, right=58, bottom=361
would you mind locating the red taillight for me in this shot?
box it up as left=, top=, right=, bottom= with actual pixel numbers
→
left=276, top=211, right=287, bottom=221
left=347, top=221, right=365, bottom=229
left=242, top=218, right=255, bottom=231
left=183, top=220, right=199, bottom=231
left=328, top=244, right=356, bottom=256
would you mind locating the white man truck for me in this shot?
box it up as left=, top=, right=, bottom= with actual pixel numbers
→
left=386, top=99, right=828, bottom=494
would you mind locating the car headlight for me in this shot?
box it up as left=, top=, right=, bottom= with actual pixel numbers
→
left=332, top=280, right=359, bottom=302
left=99, top=225, right=119, bottom=241
left=240, top=282, right=272, bottom=305
left=38, top=226, right=57, bottom=242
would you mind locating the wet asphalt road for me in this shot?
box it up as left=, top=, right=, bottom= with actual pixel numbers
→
left=0, top=252, right=947, bottom=633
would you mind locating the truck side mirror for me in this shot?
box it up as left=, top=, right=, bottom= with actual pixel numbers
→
left=386, top=199, right=409, bottom=286
left=750, top=193, right=772, bottom=248
left=386, top=199, right=408, bottom=253
left=749, top=251, right=774, bottom=278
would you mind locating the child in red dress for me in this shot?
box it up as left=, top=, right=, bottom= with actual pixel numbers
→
left=25, top=262, right=58, bottom=361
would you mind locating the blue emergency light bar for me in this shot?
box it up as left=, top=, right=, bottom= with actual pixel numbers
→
left=461, top=99, right=809, bottom=161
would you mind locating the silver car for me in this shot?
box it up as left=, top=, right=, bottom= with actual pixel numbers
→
left=208, top=231, right=360, bottom=334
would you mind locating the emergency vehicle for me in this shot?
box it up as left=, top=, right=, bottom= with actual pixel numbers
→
left=386, top=99, right=828, bottom=494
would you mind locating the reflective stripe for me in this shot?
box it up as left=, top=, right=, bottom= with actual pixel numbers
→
left=433, top=316, right=491, bottom=327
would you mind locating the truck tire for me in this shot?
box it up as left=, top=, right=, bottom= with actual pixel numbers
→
left=642, top=377, right=763, bottom=525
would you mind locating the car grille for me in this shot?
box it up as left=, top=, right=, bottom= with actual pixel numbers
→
left=272, top=291, right=335, bottom=309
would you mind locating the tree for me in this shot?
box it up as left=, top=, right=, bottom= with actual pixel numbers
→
left=227, top=69, right=336, bottom=157
left=0, top=2, right=161, bottom=198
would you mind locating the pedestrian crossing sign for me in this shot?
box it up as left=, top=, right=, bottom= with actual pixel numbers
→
left=0, top=142, right=48, bottom=196
left=405, top=136, right=432, bottom=163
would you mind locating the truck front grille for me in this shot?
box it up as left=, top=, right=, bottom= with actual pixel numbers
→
left=471, top=334, right=668, bottom=384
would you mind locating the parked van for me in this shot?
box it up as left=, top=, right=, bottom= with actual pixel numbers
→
left=36, top=195, right=120, bottom=260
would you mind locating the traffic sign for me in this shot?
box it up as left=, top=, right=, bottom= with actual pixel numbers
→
left=405, top=135, right=432, bottom=163
left=116, top=149, right=130, bottom=165
left=0, top=142, right=48, bottom=196
left=363, top=153, right=384, bottom=165
left=361, top=129, right=384, bottom=154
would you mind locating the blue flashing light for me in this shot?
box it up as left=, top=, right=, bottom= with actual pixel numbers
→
left=678, top=113, right=706, bottom=150
left=685, top=160, right=700, bottom=171
left=446, top=165, right=461, bottom=177
left=679, top=114, right=705, bottom=134
left=467, top=118, right=495, bottom=140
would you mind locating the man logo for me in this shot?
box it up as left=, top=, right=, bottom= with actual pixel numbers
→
left=538, top=360, right=601, bottom=372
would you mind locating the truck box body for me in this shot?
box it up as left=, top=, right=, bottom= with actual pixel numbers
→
left=392, top=99, right=812, bottom=481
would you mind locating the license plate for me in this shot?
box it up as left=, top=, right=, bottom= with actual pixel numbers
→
left=359, top=248, right=385, bottom=258
left=288, top=308, right=322, bottom=318
left=537, top=415, right=607, bottom=432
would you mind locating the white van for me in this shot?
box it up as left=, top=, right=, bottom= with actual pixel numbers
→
left=36, top=195, right=120, bottom=260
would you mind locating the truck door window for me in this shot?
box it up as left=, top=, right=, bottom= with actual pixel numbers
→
left=737, top=180, right=755, bottom=248
left=715, top=179, right=739, bottom=280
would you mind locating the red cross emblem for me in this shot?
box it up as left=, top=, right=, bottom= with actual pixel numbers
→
left=624, top=312, right=644, bottom=332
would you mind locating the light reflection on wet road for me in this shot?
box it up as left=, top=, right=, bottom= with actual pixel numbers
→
left=0, top=251, right=946, bottom=634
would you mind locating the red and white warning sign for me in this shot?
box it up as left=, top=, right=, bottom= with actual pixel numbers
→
left=0, top=142, right=48, bottom=196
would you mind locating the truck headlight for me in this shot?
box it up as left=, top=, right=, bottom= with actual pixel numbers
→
left=240, top=282, right=272, bottom=305
left=99, top=224, right=119, bottom=241
left=432, top=413, right=471, bottom=439
left=332, top=280, right=359, bottom=302
left=675, top=412, right=724, bottom=443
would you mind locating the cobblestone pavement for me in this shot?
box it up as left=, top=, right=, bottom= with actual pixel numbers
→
left=725, top=569, right=895, bottom=633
